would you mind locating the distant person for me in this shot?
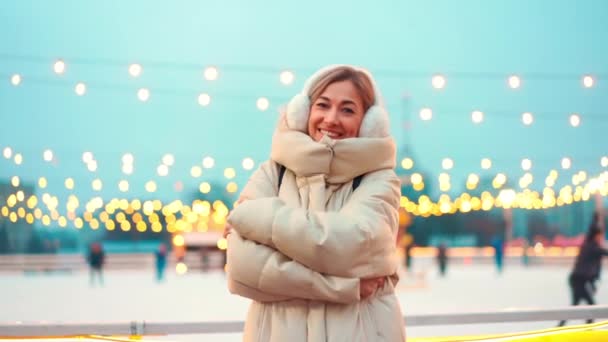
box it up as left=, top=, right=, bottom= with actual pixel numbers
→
left=491, top=235, right=505, bottom=274
left=155, top=243, right=168, bottom=282
left=87, top=242, right=105, bottom=286
left=437, top=243, right=448, bottom=277
left=521, top=239, right=530, bottom=267
left=558, top=219, right=608, bottom=327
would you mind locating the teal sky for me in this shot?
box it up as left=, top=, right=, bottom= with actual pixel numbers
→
left=0, top=0, right=607, bottom=204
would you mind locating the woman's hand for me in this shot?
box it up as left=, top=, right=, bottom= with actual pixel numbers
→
left=359, top=277, right=385, bottom=299
left=223, top=197, right=249, bottom=238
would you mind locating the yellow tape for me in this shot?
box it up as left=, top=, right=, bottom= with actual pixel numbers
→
left=411, top=320, right=608, bottom=342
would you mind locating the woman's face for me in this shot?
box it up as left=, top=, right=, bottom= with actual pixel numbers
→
left=307, top=80, right=365, bottom=142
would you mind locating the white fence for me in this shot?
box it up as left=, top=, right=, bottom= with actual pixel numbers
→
left=1, top=305, right=607, bottom=337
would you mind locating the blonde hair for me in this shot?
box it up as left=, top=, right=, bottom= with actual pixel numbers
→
left=308, top=66, right=375, bottom=112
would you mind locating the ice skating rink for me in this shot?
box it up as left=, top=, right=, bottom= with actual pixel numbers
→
left=1, top=263, right=605, bottom=341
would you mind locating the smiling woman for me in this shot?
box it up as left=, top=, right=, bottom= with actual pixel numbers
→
left=225, top=65, right=405, bottom=341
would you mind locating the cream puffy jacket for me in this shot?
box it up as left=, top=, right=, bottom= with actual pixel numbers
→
left=226, top=116, right=406, bottom=341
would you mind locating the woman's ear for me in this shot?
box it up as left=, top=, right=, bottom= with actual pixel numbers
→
left=359, top=105, right=390, bottom=138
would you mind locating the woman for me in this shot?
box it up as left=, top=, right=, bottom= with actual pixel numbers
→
left=226, top=65, right=405, bottom=341
left=558, top=212, right=608, bottom=326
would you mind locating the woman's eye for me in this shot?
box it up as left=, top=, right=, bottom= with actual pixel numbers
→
left=342, top=107, right=355, bottom=114
left=316, top=103, right=329, bottom=108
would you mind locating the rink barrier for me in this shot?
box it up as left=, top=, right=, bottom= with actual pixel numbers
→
left=1, top=305, right=608, bottom=337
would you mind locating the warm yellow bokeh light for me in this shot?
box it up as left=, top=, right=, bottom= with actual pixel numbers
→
left=226, top=182, right=238, bottom=193
left=561, top=157, right=572, bottom=170
left=410, top=173, right=423, bottom=184
left=217, top=238, right=228, bottom=250
left=65, top=178, right=74, bottom=190
left=481, top=158, right=492, bottom=170
left=11, top=176, right=19, bottom=187
left=14, top=153, right=23, bottom=165
left=91, top=179, right=102, bottom=191
left=145, top=181, right=157, bottom=193
left=173, top=234, right=185, bottom=247
left=224, top=168, right=236, bottom=179
left=401, top=158, right=414, bottom=170
left=521, top=158, right=532, bottom=171
left=190, top=166, right=202, bottom=178
left=118, top=180, right=129, bottom=192
left=176, top=262, right=188, bottom=275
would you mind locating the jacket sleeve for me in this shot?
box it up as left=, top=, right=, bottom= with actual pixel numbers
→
left=228, top=169, right=401, bottom=279
left=227, top=232, right=360, bottom=304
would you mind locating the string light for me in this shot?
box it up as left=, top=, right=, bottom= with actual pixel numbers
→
left=569, top=114, right=581, bottom=127
left=10, top=74, right=21, bottom=86
left=521, top=158, right=532, bottom=171
left=202, top=157, right=215, bottom=169
left=431, top=74, right=446, bottom=89
left=53, top=59, right=66, bottom=75
left=401, top=158, right=414, bottom=170
left=242, top=158, right=255, bottom=170
left=14, top=153, right=22, bottom=165
left=74, top=82, right=86, bottom=96
left=87, top=160, right=97, bottom=172
left=128, top=63, right=142, bottom=77
left=522, top=112, right=534, bottom=126
left=508, top=75, right=521, bottom=89
left=561, top=157, right=572, bottom=170
left=190, top=166, right=202, bottom=178
left=162, top=154, right=175, bottom=166
left=224, top=168, right=236, bottom=179
left=157, top=164, right=169, bottom=177
left=279, top=70, right=295, bottom=85
left=2, top=147, right=12, bottom=159
left=481, top=158, right=492, bottom=169
left=82, top=152, right=94, bottom=164
left=471, top=110, right=484, bottom=124
left=43, top=149, right=53, bottom=162
left=419, top=108, right=432, bottom=121
left=582, top=75, right=594, bottom=88
left=197, top=93, right=211, bottom=107
left=145, top=181, right=157, bottom=193
left=136, top=88, right=151, bottom=102
left=256, top=97, right=270, bottom=111
left=203, top=66, right=219, bottom=81
left=442, top=158, right=454, bottom=170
